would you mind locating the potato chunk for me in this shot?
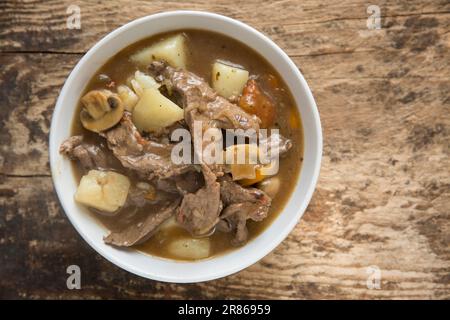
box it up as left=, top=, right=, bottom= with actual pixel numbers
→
left=158, top=216, right=179, bottom=231
left=132, top=88, right=184, bottom=132
left=225, top=144, right=278, bottom=186
left=225, top=144, right=259, bottom=180
left=167, top=237, right=211, bottom=260
left=117, top=85, right=139, bottom=111
left=257, top=176, right=281, bottom=198
left=75, top=170, right=130, bottom=213
left=130, top=34, right=186, bottom=69
left=128, top=71, right=160, bottom=97
left=212, top=61, right=249, bottom=98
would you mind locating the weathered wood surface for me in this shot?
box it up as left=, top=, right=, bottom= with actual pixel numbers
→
left=0, top=0, right=449, bottom=299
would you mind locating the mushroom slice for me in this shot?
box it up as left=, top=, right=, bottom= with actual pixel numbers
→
left=80, top=90, right=124, bottom=132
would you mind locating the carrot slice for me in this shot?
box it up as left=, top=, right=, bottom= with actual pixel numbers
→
left=239, top=79, right=276, bottom=128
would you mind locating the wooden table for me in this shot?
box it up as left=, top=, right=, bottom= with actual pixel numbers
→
left=1, top=0, right=449, bottom=299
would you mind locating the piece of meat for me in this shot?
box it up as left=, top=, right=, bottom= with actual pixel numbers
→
left=177, top=164, right=223, bottom=236
left=155, top=178, right=179, bottom=194
left=148, top=170, right=204, bottom=197
left=124, top=182, right=174, bottom=208
left=218, top=175, right=272, bottom=245
left=123, top=186, right=150, bottom=208
left=101, top=112, right=193, bottom=180
left=174, top=170, right=204, bottom=194
left=59, top=135, right=110, bottom=170
left=104, top=197, right=181, bottom=247
left=219, top=205, right=249, bottom=245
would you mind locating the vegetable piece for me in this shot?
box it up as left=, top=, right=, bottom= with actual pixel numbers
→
left=117, top=85, right=139, bottom=111
left=212, top=60, right=249, bottom=99
left=134, top=71, right=160, bottom=91
left=130, top=79, right=143, bottom=97
left=239, top=159, right=279, bottom=186
left=225, top=144, right=259, bottom=181
left=225, top=144, right=278, bottom=185
left=130, top=34, right=187, bottom=69
left=132, top=88, right=184, bottom=132
left=167, top=237, right=211, bottom=260
left=239, top=169, right=265, bottom=187
left=128, top=71, right=160, bottom=97
left=239, top=79, right=276, bottom=128
left=75, top=170, right=130, bottom=213
left=80, top=90, right=124, bottom=132
left=158, top=216, right=179, bottom=232
left=257, top=176, right=281, bottom=198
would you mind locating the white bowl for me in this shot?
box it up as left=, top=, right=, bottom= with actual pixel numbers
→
left=49, top=11, right=322, bottom=283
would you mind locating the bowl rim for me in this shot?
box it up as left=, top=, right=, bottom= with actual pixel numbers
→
left=49, top=10, right=322, bottom=283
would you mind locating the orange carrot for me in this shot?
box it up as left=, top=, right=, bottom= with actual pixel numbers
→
left=239, top=79, right=276, bottom=128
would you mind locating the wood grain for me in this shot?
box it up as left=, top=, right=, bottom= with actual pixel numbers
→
left=0, top=0, right=449, bottom=299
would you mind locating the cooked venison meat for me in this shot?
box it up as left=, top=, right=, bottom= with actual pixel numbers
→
left=218, top=176, right=272, bottom=245
left=101, top=112, right=193, bottom=180
left=154, top=178, right=180, bottom=194
left=59, top=135, right=110, bottom=170
left=104, top=197, right=181, bottom=247
left=151, top=170, right=205, bottom=196
left=123, top=186, right=152, bottom=208
left=178, top=164, right=223, bottom=236
left=173, top=170, right=205, bottom=194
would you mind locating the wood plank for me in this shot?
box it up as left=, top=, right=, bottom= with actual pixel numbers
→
left=0, top=53, right=79, bottom=175
left=1, top=0, right=449, bottom=54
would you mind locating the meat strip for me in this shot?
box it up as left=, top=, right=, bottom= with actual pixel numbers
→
left=59, top=135, right=110, bottom=170
left=218, top=176, right=272, bottom=245
left=177, top=164, right=223, bottom=236
left=104, top=197, right=181, bottom=247
left=101, top=112, right=193, bottom=180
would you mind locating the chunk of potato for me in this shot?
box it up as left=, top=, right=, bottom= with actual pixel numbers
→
left=75, top=170, right=130, bottom=213
left=224, top=144, right=259, bottom=180
left=132, top=88, right=184, bottom=132
left=225, top=144, right=278, bottom=185
left=117, top=85, right=139, bottom=111
left=158, top=216, right=180, bottom=232
left=130, top=34, right=186, bottom=69
left=257, top=176, right=281, bottom=198
left=167, top=237, right=211, bottom=260
left=238, top=168, right=265, bottom=187
left=129, top=71, right=160, bottom=97
left=212, top=61, right=249, bottom=98
left=134, top=71, right=159, bottom=90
